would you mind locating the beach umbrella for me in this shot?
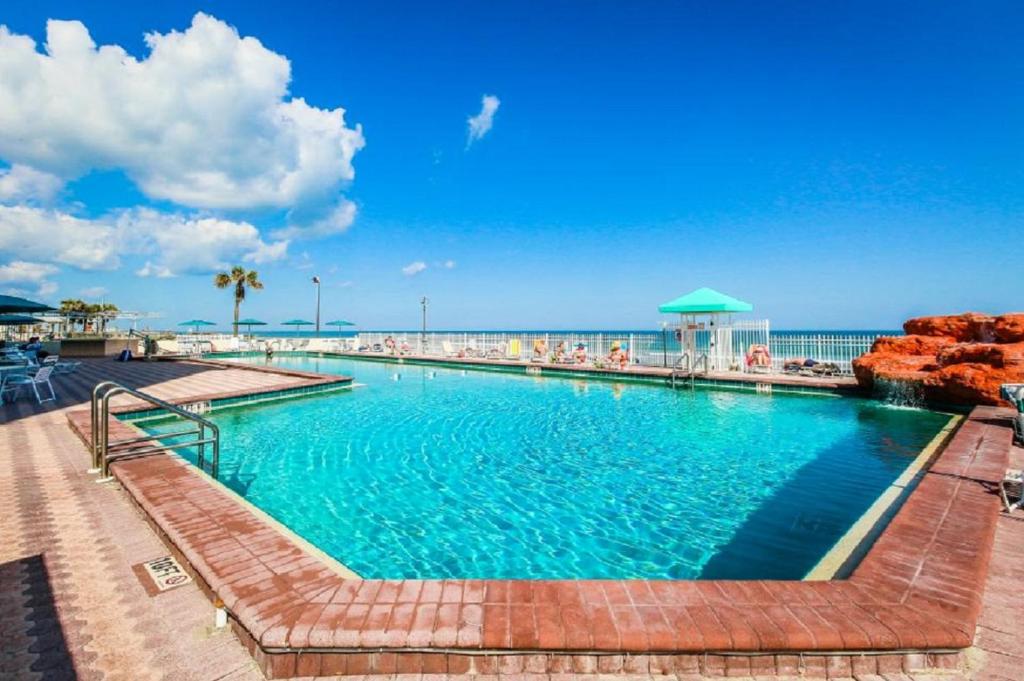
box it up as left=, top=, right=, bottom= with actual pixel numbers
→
left=281, top=319, right=314, bottom=329
left=325, top=320, right=356, bottom=327
left=0, top=314, right=46, bottom=325
left=0, top=314, right=46, bottom=340
left=236, top=318, right=266, bottom=335
left=0, top=294, right=54, bottom=314
left=178, top=319, right=216, bottom=333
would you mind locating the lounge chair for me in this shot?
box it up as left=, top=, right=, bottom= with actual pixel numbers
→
left=42, top=355, right=81, bottom=374
left=1001, top=469, right=1023, bottom=513
left=441, top=341, right=458, bottom=357
left=2, top=365, right=56, bottom=404
left=1000, top=384, right=1024, bottom=446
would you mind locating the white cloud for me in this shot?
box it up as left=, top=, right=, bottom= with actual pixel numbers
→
left=0, top=204, right=118, bottom=269
left=0, top=13, right=364, bottom=212
left=79, top=285, right=108, bottom=298
left=36, top=280, right=58, bottom=296
left=443, top=259, right=456, bottom=269
left=122, top=208, right=288, bottom=275
left=467, top=94, right=500, bottom=145
left=273, top=198, right=357, bottom=240
left=0, top=260, right=59, bottom=297
left=0, top=203, right=286, bottom=278
left=402, top=260, right=427, bottom=276
left=244, top=239, right=289, bottom=265
left=0, top=260, right=58, bottom=283
left=0, top=164, right=63, bottom=203
left=135, top=262, right=174, bottom=278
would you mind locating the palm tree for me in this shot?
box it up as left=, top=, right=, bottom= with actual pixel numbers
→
left=215, top=266, right=264, bottom=336
left=59, top=298, right=88, bottom=333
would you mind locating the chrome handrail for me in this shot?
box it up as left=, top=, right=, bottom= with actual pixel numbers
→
left=90, top=381, right=220, bottom=479
left=669, top=351, right=709, bottom=388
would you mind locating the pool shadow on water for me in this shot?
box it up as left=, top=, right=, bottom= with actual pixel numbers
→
left=219, top=466, right=258, bottom=496
left=698, top=421, right=927, bottom=580
left=0, top=554, right=77, bottom=679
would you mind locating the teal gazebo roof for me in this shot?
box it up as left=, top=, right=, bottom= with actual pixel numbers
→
left=658, top=287, right=753, bottom=314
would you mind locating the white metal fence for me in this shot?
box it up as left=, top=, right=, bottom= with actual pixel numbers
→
left=176, top=329, right=880, bottom=376
left=349, top=328, right=878, bottom=376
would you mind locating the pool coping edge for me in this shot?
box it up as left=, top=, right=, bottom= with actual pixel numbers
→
left=62, top=362, right=1012, bottom=678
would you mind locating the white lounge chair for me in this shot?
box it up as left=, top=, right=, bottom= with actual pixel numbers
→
left=2, top=365, right=56, bottom=404
left=46, top=355, right=80, bottom=374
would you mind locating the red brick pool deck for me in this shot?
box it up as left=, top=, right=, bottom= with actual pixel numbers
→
left=3, top=357, right=1023, bottom=680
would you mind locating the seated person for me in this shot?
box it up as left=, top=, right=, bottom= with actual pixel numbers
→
left=383, top=335, right=397, bottom=355
left=606, top=342, right=630, bottom=370
left=572, top=343, right=587, bottom=364
left=532, top=339, right=548, bottom=361
left=745, top=344, right=771, bottom=369
left=553, top=341, right=568, bottom=363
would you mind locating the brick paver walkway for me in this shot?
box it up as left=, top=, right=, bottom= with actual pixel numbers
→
left=1, top=357, right=1021, bottom=680
left=969, top=440, right=1024, bottom=681
left=1, top=360, right=278, bottom=680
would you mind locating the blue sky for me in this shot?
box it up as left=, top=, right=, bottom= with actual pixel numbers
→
left=0, top=1, right=1021, bottom=330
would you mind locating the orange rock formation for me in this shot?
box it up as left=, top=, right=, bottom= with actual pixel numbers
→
left=853, top=313, right=1024, bottom=406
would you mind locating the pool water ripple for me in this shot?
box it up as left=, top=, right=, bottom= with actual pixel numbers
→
left=146, top=355, right=950, bottom=579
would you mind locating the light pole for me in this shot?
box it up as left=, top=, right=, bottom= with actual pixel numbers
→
left=420, top=296, right=428, bottom=354
left=661, top=321, right=668, bottom=367
left=312, top=276, right=321, bottom=337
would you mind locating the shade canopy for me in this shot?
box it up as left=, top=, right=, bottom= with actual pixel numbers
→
left=325, top=320, right=356, bottom=327
left=281, top=319, right=314, bottom=326
left=0, top=294, right=54, bottom=314
left=178, top=319, right=216, bottom=327
left=658, top=287, right=752, bottom=314
left=236, top=318, right=267, bottom=326
left=0, top=314, right=45, bottom=326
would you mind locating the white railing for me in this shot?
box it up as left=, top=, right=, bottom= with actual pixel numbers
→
left=350, top=329, right=876, bottom=376
left=767, top=333, right=878, bottom=375
left=177, top=328, right=880, bottom=376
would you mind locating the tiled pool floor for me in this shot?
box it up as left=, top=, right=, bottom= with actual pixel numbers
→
left=1, top=357, right=1022, bottom=680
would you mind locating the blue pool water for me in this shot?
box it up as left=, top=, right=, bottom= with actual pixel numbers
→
left=145, top=354, right=949, bottom=580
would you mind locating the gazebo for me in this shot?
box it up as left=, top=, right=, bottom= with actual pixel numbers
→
left=658, top=287, right=766, bottom=372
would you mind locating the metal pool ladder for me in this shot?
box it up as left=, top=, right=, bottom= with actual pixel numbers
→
left=90, top=381, right=220, bottom=480
left=669, top=352, right=708, bottom=388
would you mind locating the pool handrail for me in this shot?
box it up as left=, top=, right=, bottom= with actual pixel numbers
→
left=90, top=381, right=220, bottom=480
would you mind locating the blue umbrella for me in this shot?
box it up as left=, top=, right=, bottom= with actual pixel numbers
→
left=178, top=319, right=216, bottom=333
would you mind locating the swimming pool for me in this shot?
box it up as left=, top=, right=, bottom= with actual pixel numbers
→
left=143, top=354, right=950, bottom=580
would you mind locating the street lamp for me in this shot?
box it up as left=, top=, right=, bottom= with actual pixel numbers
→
left=420, top=296, right=429, bottom=353
left=312, top=276, right=321, bottom=337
